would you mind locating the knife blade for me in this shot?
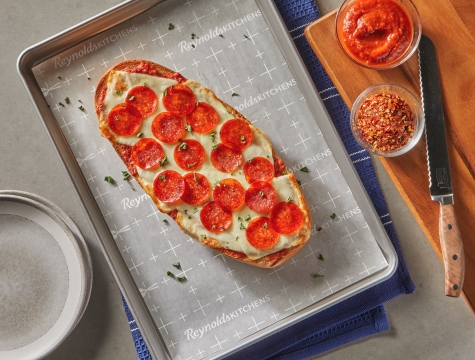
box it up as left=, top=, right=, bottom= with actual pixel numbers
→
left=418, top=35, right=465, bottom=297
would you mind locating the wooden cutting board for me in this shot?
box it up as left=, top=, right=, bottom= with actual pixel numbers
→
left=304, top=0, right=475, bottom=311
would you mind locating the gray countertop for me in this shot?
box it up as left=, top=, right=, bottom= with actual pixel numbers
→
left=1, top=0, right=474, bottom=359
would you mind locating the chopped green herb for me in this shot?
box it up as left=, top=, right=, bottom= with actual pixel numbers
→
left=226, top=110, right=231, bottom=114
left=219, top=34, right=224, bottom=38
left=201, top=234, right=207, bottom=239
left=240, top=223, right=246, bottom=230
left=212, top=225, right=217, bottom=230
left=184, top=209, right=188, bottom=215
left=187, top=163, right=196, bottom=168
left=78, top=100, right=83, bottom=103
left=330, top=213, right=336, bottom=220
left=163, top=89, right=167, bottom=97
left=212, top=144, right=218, bottom=151
left=263, top=223, right=268, bottom=229
left=244, top=214, right=251, bottom=221
left=282, top=170, right=289, bottom=175
left=128, top=95, right=135, bottom=101
left=143, top=82, right=147, bottom=86
left=259, top=191, right=265, bottom=197
left=317, top=226, right=323, bottom=231
left=238, top=216, right=243, bottom=222
left=59, top=102, right=65, bottom=107
left=214, top=180, right=221, bottom=188
left=160, top=156, right=168, bottom=166
left=191, top=44, right=195, bottom=48
left=244, top=34, right=249, bottom=39
left=104, top=176, right=115, bottom=183
left=163, top=219, right=169, bottom=225
left=122, top=171, right=130, bottom=180
left=78, top=105, right=85, bottom=111
left=172, top=262, right=181, bottom=269
left=137, top=132, right=143, bottom=138
left=210, top=130, right=217, bottom=142
left=235, top=236, right=239, bottom=240
left=312, top=273, right=324, bottom=278
left=193, top=172, right=198, bottom=181
left=88, top=77, right=91, bottom=80
left=267, top=155, right=270, bottom=159
left=318, top=254, right=324, bottom=261
left=193, top=207, right=198, bottom=213
left=167, top=271, right=173, bottom=277
left=185, top=124, right=193, bottom=133
left=247, top=157, right=254, bottom=163
left=300, top=166, right=309, bottom=173
left=57, top=76, right=62, bottom=79
left=177, top=276, right=186, bottom=282
left=286, top=197, right=294, bottom=202
left=232, top=92, right=239, bottom=97
left=168, top=23, right=174, bottom=30
left=159, top=174, right=167, bottom=182
left=297, top=180, right=302, bottom=185
left=191, top=33, right=199, bottom=39
left=231, top=172, right=235, bottom=176
left=188, top=215, right=192, bottom=219
left=64, top=97, right=70, bottom=104
left=116, top=90, right=123, bottom=96
left=240, top=136, right=246, bottom=144
left=178, top=142, right=187, bottom=151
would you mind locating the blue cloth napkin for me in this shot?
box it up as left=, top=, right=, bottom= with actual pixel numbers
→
left=121, top=1, right=415, bottom=358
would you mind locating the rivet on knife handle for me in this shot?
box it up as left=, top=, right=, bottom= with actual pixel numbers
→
left=439, top=204, right=464, bottom=297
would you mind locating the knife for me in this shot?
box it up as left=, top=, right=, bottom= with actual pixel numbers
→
left=418, top=35, right=465, bottom=297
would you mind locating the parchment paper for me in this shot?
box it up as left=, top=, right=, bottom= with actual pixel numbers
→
left=33, top=0, right=388, bottom=358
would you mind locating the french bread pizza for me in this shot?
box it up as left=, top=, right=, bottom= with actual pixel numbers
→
left=95, top=60, right=311, bottom=268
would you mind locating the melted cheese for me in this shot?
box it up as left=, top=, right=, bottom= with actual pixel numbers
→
left=103, top=71, right=304, bottom=260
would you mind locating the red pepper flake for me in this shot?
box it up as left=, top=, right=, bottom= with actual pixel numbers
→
left=357, top=92, right=415, bottom=151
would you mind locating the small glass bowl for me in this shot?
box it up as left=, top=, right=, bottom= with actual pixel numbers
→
left=350, top=84, right=424, bottom=157
left=335, top=0, right=422, bottom=70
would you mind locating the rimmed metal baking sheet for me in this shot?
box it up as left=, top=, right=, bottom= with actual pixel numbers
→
left=18, top=0, right=397, bottom=359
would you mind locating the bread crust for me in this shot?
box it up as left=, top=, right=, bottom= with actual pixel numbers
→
left=95, top=60, right=311, bottom=268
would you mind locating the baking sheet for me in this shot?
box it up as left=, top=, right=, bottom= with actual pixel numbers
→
left=31, top=0, right=388, bottom=358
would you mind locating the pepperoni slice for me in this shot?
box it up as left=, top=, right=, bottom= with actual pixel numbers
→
left=162, top=84, right=196, bottom=115
left=245, top=181, right=277, bottom=212
left=185, top=102, right=219, bottom=134
left=213, top=178, right=245, bottom=211
left=246, top=217, right=279, bottom=249
left=219, top=119, right=252, bottom=151
left=151, top=112, right=184, bottom=143
left=182, top=173, right=211, bottom=205
left=108, top=103, right=142, bottom=136
left=174, top=139, right=206, bottom=171
left=125, top=86, right=158, bottom=118
left=131, top=138, right=165, bottom=170
left=243, top=156, right=274, bottom=183
left=210, top=143, right=242, bottom=173
left=200, top=201, right=232, bottom=233
left=270, top=201, right=304, bottom=234
left=153, top=170, right=185, bottom=204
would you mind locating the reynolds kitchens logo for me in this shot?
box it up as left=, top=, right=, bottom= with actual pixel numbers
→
left=184, top=294, right=270, bottom=340
left=51, top=25, right=138, bottom=68
left=178, top=10, right=262, bottom=52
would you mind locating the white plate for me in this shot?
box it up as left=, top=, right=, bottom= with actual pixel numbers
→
left=0, top=193, right=92, bottom=360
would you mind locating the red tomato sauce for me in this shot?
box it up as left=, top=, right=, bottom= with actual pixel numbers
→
left=340, top=0, right=413, bottom=66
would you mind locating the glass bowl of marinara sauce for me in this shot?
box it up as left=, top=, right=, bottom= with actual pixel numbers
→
left=336, top=0, right=421, bottom=69
left=350, top=84, right=424, bottom=157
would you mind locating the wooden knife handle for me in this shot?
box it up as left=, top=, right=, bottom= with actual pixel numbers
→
left=439, top=204, right=465, bottom=297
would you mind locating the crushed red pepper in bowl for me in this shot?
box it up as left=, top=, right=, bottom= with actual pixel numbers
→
left=350, top=84, right=424, bottom=156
